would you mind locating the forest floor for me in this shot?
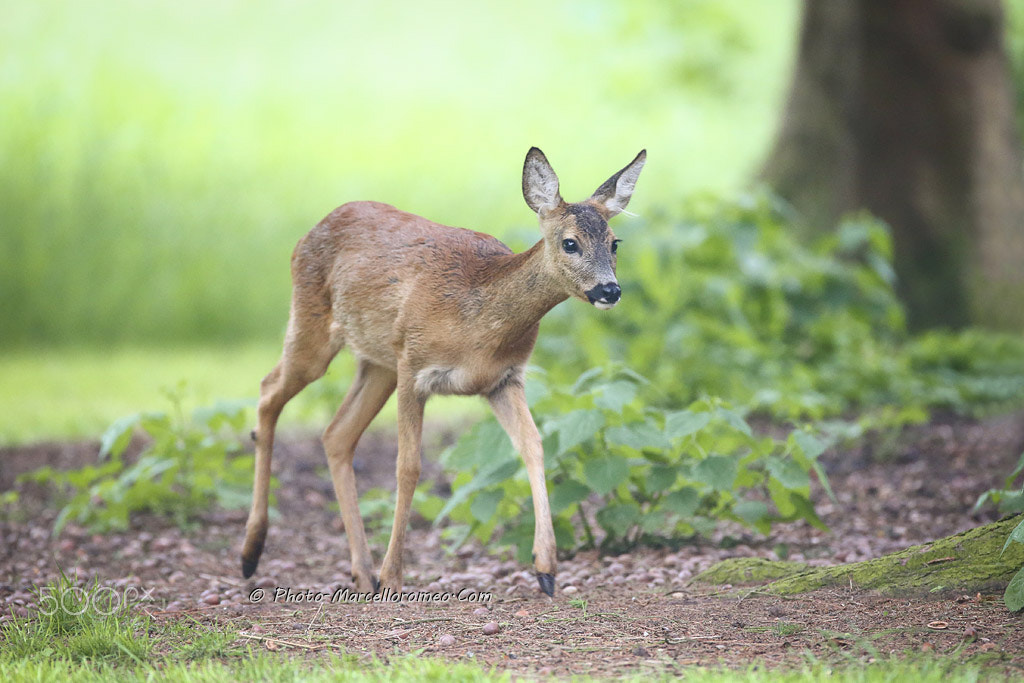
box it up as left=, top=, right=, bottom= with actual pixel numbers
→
left=2, top=412, right=1024, bottom=677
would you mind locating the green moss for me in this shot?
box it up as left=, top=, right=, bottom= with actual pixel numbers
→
left=694, top=557, right=810, bottom=585
left=698, top=516, right=1024, bottom=596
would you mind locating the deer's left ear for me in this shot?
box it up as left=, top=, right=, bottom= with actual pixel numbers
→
left=590, top=150, right=646, bottom=217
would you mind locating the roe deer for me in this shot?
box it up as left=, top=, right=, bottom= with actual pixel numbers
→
left=241, top=147, right=646, bottom=596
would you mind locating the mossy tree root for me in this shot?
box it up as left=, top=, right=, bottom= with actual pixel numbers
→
left=694, top=515, right=1024, bottom=596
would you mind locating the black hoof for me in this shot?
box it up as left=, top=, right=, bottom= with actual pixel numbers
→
left=372, top=577, right=381, bottom=594
left=250, top=430, right=257, bottom=442
left=241, top=556, right=259, bottom=579
left=536, top=572, right=555, bottom=597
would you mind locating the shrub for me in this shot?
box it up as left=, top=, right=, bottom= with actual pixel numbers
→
left=21, top=385, right=257, bottom=533
left=417, top=367, right=834, bottom=562
left=534, top=191, right=1024, bottom=422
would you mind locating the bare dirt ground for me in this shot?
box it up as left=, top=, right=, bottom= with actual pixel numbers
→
left=2, top=412, right=1024, bottom=676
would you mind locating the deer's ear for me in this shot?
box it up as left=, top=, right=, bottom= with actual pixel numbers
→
left=590, top=150, right=646, bottom=217
left=522, top=147, right=563, bottom=215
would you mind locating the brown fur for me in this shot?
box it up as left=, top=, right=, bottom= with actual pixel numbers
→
left=242, top=148, right=646, bottom=594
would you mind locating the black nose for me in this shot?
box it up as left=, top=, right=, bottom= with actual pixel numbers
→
left=600, top=282, right=621, bottom=303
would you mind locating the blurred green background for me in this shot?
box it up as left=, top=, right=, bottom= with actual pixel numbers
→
left=5, top=1, right=1023, bottom=445
left=0, top=0, right=802, bottom=442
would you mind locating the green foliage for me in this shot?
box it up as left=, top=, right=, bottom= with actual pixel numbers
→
left=20, top=385, right=257, bottom=534
left=0, top=0, right=799, bottom=350
left=975, top=450, right=1024, bottom=611
left=418, top=192, right=1024, bottom=561
left=535, top=191, right=1024, bottom=422
left=418, top=367, right=832, bottom=561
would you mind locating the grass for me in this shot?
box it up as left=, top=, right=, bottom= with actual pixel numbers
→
left=0, top=344, right=485, bottom=445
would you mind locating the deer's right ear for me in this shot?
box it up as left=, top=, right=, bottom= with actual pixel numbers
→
left=522, top=147, right=562, bottom=215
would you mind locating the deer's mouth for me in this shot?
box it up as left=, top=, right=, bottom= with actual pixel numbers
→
left=585, top=282, right=621, bottom=310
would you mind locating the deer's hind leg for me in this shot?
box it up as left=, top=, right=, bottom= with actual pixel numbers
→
left=322, top=359, right=397, bottom=592
left=241, top=300, right=343, bottom=578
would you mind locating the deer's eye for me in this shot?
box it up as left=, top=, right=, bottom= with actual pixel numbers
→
left=562, top=238, right=579, bottom=254
left=611, top=239, right=621, bottom=254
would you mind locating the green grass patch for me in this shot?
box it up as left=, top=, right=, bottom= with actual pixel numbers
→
left=0, top=344, right=485, bottom=445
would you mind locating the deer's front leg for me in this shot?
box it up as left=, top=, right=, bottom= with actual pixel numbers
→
left=378, top=374, right=424, bottom=594
left=488, top=381, right=557, bottom=596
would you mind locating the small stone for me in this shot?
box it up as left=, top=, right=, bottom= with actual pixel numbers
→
left=562, top=585, right=578, bottom=595
left=482, top=621, right=500, bottom=635
left=201, top=593, right=221, bottom=606
left=670, top=592, right=684, bottom=599
left=438, top=634, right=456, bottom=647
left=963, top=626, right=978, bottom=640
left=514, top=609, right=530, bottom=618
left=473, top=607, right=489, bottom=616
left=632, top=646, right=650, bottom=657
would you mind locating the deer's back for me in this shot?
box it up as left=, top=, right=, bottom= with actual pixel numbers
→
left=292, top=201, right=517, bottom=369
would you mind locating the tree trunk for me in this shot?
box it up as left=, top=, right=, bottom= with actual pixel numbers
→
left=762, top=0, right=1024, bottom=329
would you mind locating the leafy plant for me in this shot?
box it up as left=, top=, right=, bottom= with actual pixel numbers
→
left=533, top=191, right=1024, bottom=424
left=974, top=451, right=1024, bottom=611
left=417, top=367, right=834, bottom=562
left=21, top=385, right=258, bottom=534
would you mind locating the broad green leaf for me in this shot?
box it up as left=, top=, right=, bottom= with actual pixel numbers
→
left=605, top=421, right=671, bottom=452
left=693, top=456, right=737, bottom=491
left=553, top=516, right=576, bottom=549
left=790, top=493, right=828, bottom=531
left=470, top=488, right=504, bottom=524
left=639, top=509, right=670, bottom=534
left=661, top=487, right=700, bottom=516
left=733, top=500, right=769, bottom=528
left=583, top=455, right=629, bottom=496
left=793, top=431, right=827, bottom=460
left=570, top=367, right=605, bottom=394
left=524, top=379, right=549, bottom=407
left=647, top=465, right=679, bottom=493
left=664, top=410, right=712, bottom=440
left=768, top=478, right=797, bottom=518
left=595, top=381, right=637, bottom=412
left=550, top=479, right=591, bottom=514
left=999, top=491, right=1024, bottom=515
left=553, top=410, right=606, bottom=454
left=1005, top=566, right=1024, bottom=612
left=765, top=457, right=810, bottom=491
left=436, top=458, right=520, bottom=522
left=716, top=407, right=753, bottom=437
left=442, top=420, right=515, bottom=469
left=99, top=413, right=141, bottom=459
left=1001, top=517, right=1024, bottom=555
left=595, top=502, right=640, bottom=539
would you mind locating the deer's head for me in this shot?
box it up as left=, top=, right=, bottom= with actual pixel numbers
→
left=522, top=147, right=646, bottom=309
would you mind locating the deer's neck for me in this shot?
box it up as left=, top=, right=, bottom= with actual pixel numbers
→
left=476, top=240, right=567, bottom=336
